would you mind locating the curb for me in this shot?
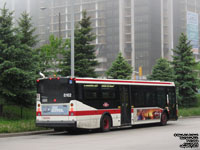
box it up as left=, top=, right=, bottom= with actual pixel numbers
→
left=0, top=130, right=54, bottom=138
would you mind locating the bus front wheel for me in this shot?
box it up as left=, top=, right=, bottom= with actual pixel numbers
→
left=100, top=115, right=111, bottom=132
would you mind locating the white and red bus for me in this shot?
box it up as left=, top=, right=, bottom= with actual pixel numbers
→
left=36, top=77, right=178, bottom=132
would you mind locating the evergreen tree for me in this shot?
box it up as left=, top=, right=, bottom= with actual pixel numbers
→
left=59, top=10, right=98, bottom=77
left=194, top=62, right=200, bottom=88
left=0, top=4, right=16, bottom=105
left=106, top=53, right=133, bottom=79
left=0, top=5, right=16, bottom=48
left=0, top=5, right=39, bottom=117
left=17, top=11, right=38, bottom=47
left=148, top=58, right=174, bottom=81
left=172, top=33, right=198, bottom=107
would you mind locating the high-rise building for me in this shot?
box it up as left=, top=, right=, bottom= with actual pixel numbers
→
left=38, top=0, right=121, bottom=76
left=2, top=0, right=200, bottom=77
left=0, top=0, right=39, bottom=36
left=173, top=0, right=200, bottom=61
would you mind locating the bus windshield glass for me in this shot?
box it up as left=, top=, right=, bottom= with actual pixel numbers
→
left=37, top=78, right=73, bottom=103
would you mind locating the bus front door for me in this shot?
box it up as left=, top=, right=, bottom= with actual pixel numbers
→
left=120, top=86, right=131, bottom=126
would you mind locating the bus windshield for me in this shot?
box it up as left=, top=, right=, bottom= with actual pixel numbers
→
left=37, top=78, right=73, bottom=103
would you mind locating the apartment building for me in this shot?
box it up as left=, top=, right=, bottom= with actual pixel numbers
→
left=0, top=0, right=39, bottom=36
left=2, top=0, right=200, bottom=77
left=38, top=0, right=121, bottom=76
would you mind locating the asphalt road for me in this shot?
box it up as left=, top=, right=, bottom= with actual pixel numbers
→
left=0, top=118, right=199, bottom=150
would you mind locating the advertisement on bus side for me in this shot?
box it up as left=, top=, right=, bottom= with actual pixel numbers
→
left=137, top=109, right=161, bottom=121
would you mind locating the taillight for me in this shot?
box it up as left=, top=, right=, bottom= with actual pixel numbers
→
left=36, top=112, right=41, bottom=116
left=57, top=77, right=60, bottom=80
left=70, top=103, right=74, bottom=112
left=49, top=78, right=52, bottom=80
left=53, top=99, right=56, bottom=102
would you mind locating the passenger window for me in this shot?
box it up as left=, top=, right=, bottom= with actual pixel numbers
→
left=83, top=84, right=99, bottom=100
left=157, top=87, right=167, bottom=107
left=168, top=87, right=176, bottom=105
left=101, top=85, right=116, bottom=100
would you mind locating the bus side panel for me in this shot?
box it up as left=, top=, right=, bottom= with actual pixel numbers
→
left=111, top=114, right=121, bottom=127
left=76, top=115, right=101, bottom=129
left=76, top=113, right=121, bottom=129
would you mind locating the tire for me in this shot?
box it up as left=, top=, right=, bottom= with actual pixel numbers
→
left=160, top=112, right=168, bottom=126
left=100, top=115, right=111, bottom=132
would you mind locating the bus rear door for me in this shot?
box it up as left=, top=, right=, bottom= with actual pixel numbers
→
left=120, top=86, right=131, bottom=126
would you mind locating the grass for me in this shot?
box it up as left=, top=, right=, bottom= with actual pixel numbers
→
left=178, top=95, right=200, bottom=117
left=2, top=105, right=35, bottom=120
left=0, top=119, right=44, bottom=133
left=179, top=107, right=200, bottom=117
left=0, top=105, right=46, bottom=133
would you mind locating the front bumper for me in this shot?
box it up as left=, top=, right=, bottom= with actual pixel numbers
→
left=36, top=120, right=77, bottom=128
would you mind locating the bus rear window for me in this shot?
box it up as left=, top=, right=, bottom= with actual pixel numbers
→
left=37, top=78, right=74, bottom=103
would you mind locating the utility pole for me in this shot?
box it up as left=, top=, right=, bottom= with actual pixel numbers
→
left=71, top=0, right=75, bottom=77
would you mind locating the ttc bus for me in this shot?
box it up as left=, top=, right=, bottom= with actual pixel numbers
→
left=36, top=77, right=178, bottom=132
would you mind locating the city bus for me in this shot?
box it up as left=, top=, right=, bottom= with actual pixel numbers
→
left=36, top=77, right=178, bottom=132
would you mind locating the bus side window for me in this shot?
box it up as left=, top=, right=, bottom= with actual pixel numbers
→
left=83, top=84, right=99, bottom=101
left=145, top=89, right=156, bottom=107
left=168, top=87, right=176, bottom=105
left=101, top=85, right=120, bottom=108
left=157, top=87, right=167, bottom=108
left=131, top=86, right=145, bottom=107
left=101, top=85, right=116, bottom=99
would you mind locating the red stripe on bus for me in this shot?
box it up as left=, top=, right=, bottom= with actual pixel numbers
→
left=38, top=109, right=134, bottom=116
left=74, top=78, right=172, bottom=85
left=69, top=109, right=120, bottom=116
left=69, top=109, right=134, bottom=116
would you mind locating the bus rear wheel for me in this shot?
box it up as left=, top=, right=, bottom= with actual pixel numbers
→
left=160, top=112, right=168, bottom=126
left=100, top=115, right=111, bottom=132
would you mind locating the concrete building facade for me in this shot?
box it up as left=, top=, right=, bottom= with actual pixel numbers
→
left=1, top=0, right=200, bottom=78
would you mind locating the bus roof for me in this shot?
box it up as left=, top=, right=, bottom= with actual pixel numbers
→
left=37, top=77, right=175, bottom=87
left=74, top=78, right=175, bottom=87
